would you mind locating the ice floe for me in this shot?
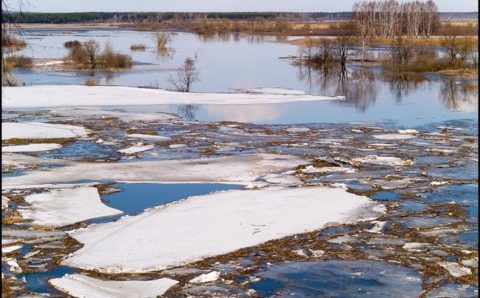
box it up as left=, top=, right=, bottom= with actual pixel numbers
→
left=3, top=85, right=342, bottom=109
left=300, top=165, right=355, bottom=174
left=19, top=187, right=122, bottom=227
left=3, top=154, right=306, bottom=188
left=373, top=133, right=416, bottom=140
left=189, top=271, right=221, bottom=284
left=126, top=134, right=171, bottom=141
left=353, top=155, right=414, bottom=166
left=49, top=274, right=178, bottom=298
left=2, top=143, right=62, bottom=153
left=118, top=144, right=155, bottom=155
left=437, top=261, right=472, bottom=277
left=50, top=107, right=177, bottom=122
left=2, top=122, right=89, bottom=140
left=62, top=186, right=383, bottom=273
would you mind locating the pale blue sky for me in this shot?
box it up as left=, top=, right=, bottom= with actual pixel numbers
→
left=7, top=0, right=478, bottom=12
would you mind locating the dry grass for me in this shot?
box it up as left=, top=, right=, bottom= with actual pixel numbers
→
left=290, top=21, right=347, bottom=30
left=4, top=55, right=33, bottom=68
left=2, top=35, right=27, bottom=49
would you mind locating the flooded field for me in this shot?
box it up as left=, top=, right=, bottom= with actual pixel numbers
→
left=2, top=28, right=478, bottom=297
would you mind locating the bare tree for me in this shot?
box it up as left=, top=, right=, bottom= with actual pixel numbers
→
left=298, top=38, right=317, bottom=62
left=2, top=0, right=27, bottom=86
left=391, top=36, right=415, bottom=66
left=441, top=35, right=460, bottom=62
left=168, top=57, right=200, bottom=92
left=83, top=39, right=100, bottom=69
left=353, top=0, right=439, bottom=40
left=333, top=36, right=355, bottom=70
left=353, top=1, right=374, bottom=63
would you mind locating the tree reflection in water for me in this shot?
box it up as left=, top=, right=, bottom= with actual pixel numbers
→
left=294, top=61, right=477, bottom=113
left=381, top=72, right=429, bottom=103
left=295, top=63, right=379, bottom=111
left=177, top=104, right=199, bottom=120
left=439, top=78, right=478, bottom=112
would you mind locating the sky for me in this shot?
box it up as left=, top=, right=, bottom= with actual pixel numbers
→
left=6, top=0, right=478, bottom=13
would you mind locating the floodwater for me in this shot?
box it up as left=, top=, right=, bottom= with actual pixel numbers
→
left=100, top=182, right=242, bottom=215
left=2, top=28, right=478, bottom=297
left=10, top=29, right=478, bottom=126
left=251, top=260, right=423, bottom=297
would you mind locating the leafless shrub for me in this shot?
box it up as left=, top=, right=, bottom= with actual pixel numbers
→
left=168, top=57, right=200, bottom=92
left=83, top=39, right=100, bottom=70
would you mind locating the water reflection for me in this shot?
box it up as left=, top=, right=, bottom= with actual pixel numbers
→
left=440, top=78, right=478, bottom=112
left=177, top=104, right=199, bottom=120
left=294, top=61, right=478, bottom=114
left=156, top=47, right=175, bottom=60
left=204, top=104, right=282, bottom=123
left=381, top=73, right=430, bottom=102
left=295, top=64, right=378, bottom=111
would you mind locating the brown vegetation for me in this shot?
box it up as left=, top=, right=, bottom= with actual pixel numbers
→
left=156, top=32, right=171, bottom=50
left=384, top=36, right=477, bottom=74
left=84, top=78, right=98, bottom=86
left=65, top=40, right=132, bottom=70
left=4, top=55, right=33, bottom=68
left=1, top=34, right=27, bottom=49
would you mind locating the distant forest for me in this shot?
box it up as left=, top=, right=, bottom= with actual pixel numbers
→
left=2, top=11, right=478, bottom=24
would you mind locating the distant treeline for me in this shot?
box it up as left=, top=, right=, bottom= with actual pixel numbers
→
left=3, top=12, right=352, bottom=24
left=3, top=11, right=476, bottom=24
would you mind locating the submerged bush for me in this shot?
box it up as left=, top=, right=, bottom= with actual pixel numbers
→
left=84, top=78, right=98, bottom=86
left=98, top=42, right=132, bottom=69
left=156, top=32, right=171, bottom=50
left=66, top=44, right=89, bottom=65
left=5, top=55, right=33, bottom=68
left=65, top=40, right=132, bottom=70
left=64, top=40, right=81, bottom=48
left=130, top=44, right=146, bottom=51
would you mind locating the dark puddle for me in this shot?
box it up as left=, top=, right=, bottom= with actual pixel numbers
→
left=251, top=260, right=423, bottom=297
left=90, top=182, right=243, bottom=224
